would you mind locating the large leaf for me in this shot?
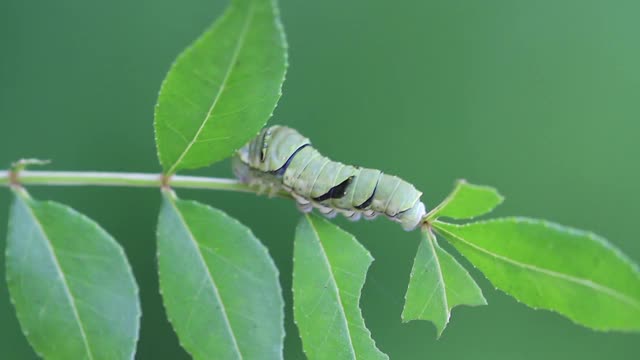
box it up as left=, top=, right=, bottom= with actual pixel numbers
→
left=5, top=188, right=140, bottom=359
left=293, top=213, right=387, bottom=360
left=157, top=191, right=283, bottom=359
left=154, top=0, right=288, bottom=174
left=426, top=180, right=503, bottom=221
left=402, top=228, right=486, bottom=336
left=434, top=218, right=640, bottom=332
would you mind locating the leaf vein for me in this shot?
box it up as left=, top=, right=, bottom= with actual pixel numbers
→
left=437, top=226, right=640, bottom=309
left=167, top=198, right=244, bottom=359
left=166, top=1, right=257, bottom=174
left=21, top=200, right=96, bottom=360
left=305, top=215, right=357, bottom=359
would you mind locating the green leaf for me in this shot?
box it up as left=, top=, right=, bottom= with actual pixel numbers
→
left=426, top=180, right=503, bottom=220
left=434, top=218, right=640, bottom=332
left=154, top=0, right=287, bottom=174
left=293, top=213, right=388, bottom=360
left=402, top=228, right=486, bottom=337
left=157, top=191, right=284, bottom=359
left=5, top=188, right=140, bottom=359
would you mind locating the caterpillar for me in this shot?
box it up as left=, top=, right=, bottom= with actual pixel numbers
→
left=232, top=126, right=427, bottom=231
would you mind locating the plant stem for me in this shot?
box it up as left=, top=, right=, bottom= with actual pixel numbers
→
left=0, top=170, right=254, bottom=193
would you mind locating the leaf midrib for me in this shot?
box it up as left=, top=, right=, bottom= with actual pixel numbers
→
left=436, top=225, right=640, bottom=309
left=166, top=1, right=257, bottom=174
left=417, top=231, right=449, bottom=322
left=165, top=197, right=243, bottom=359
left=19, top=198, right=95, bottom=360
left=305, top=215, right=357, bottom=359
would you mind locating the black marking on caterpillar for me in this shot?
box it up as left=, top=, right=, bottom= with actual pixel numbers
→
left=355, top=185, right=376, bottom=210
left=313, top=177, right=353, bottom=202
left=272, top=144, right=310, bottom=176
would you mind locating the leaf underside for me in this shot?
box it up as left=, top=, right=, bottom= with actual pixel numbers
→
left=154, top=0, right=288, bottom=174
left=435, top=218, right=640, bottom=332
left=5, top=191, right=140, bottom=359
left=157, top=193, right=284, bottom=359
left=293, top=213, right=388, bottom=360
left=402, top=229, right=486, bottom=337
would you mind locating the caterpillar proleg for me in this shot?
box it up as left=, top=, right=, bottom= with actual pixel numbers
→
left=232, top=126, right=427, bottom=230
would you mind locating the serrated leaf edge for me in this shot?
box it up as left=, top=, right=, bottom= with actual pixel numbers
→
left=402, top=229, right=451, bottom=336
left=293, top=214, right=388, bottom=360
left=402, top=229, right=487, bottom=337
left=426, top=179, right=504, bottom=221
left=154, top=0, right=289, bottom=174
left=305, top=214, right=356, bottom=358
left=165, top=2, right=256, bottom=175
left=6, top=192, right=141, bottom=360
left=434, top=220, right=640, bottom=312
left=158, top=193, right=244, bottom=358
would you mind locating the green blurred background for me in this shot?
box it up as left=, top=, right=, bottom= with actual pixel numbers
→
left=1, top=0, right=639, bottom=358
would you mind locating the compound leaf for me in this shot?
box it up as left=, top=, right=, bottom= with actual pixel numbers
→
left=434, top=218, right=640, bottom=332
left=402, top=228, right=486, bottom=337
left=426, top=180, right=503, bottom=221
left=5, top=188, right=140, bottom=359
left=157, top=191, right=283, bottom=359
left=155, top=0, right=287, bottom=174
left=293, top=213, right=388, bottom=360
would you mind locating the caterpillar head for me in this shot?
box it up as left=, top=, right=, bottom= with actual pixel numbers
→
left=231, top=154, right=252, bottom=183
left=237, top=143, right=251, bottom=164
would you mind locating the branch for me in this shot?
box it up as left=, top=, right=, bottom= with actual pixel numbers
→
left=0, top=170, right=255, bottom=193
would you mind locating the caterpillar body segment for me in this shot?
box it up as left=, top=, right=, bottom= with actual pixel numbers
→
left=233, top=126, right=427, bottom=230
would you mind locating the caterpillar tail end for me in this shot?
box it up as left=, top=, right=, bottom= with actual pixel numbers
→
left=399, top=202, right=427, bottom=231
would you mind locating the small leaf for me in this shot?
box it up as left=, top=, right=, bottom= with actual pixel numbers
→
left=293, top=213, right=388, bottom=360
left=157, top=191, right=284, bottom=359
left=426, top=180, right=503, bottom=220
left=434, top=218, right=640, bottom=332
left=155, top=0, right=288, bottom=174
left=402, top=228, right=486, bottom=337
left=5, top=188, right=140, bottom=359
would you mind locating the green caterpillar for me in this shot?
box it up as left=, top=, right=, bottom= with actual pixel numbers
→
left=232, top=126, right=427, bottom=230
